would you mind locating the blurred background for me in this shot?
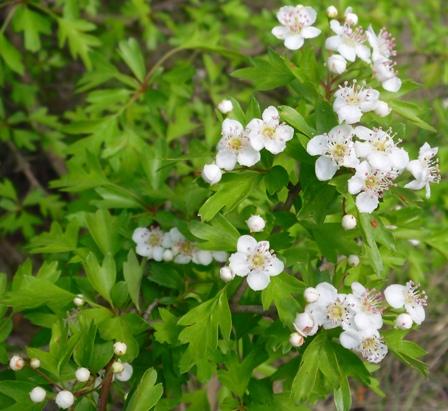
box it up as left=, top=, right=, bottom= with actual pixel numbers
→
left=1, top=1, right=447, bottom=410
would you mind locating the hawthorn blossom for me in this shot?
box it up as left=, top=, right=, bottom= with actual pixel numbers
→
left=372, top=59, right=401, bottom=92
left=132, top=227, right=168, bottom=261
left=366, top=26, right=396, bottom=62
left=405, top=142, right=440, bottom=198
left=339, top=328, right=388, bottom=363
left=246, top=106, right=294, bottom=154
left=217, top=99, right=233, bottom=114
left=325, top=20, right=370, bottom=63
left=167, top=228, right=212, bottom=265
left=354, top=126, right=409, bottom=172
left=293, top=312, right=318, bottom=337
left=348, top=161, right=396, bottom=213
left=216, top=119, right=260, bottom=171
left=327, top=54, right=347, bottom=74
left=229, top=235, right=283, bottom=291
left=272, top=5, right=321, bottom=50
left=306, top=124, right=358, bottom=180
left=346, top=282, right=383, bottom=331
left=384, top=281, right=427, bottom=325
left=333, top=82, right=385, bottom=124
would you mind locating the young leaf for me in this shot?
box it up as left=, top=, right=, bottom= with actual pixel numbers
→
left=125, top=368, right=164, bottom=411
left=118, top=38, right=146, bottom=83
left=123, top=250, right=143, bottom=311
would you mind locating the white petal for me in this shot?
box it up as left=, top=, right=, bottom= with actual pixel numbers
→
left=330, top=19, right=343, bottom=34
left=307, top=134, right=328, bottom=156
left=275, top=124, right=294, bottom=142
left=152, top=246, right=164, bottom=261
left=390, top=148, right=409, bottom=170
left=136, top=243, right=152, bottom=258
left=272, top=26, right=289, bottom=40
left=315, top=156, right=338, bottom=181
left=325, top=35, right=342, bottom=51
left=284, top=34, right=304, bottom=50
left=368, top=151, right=392, bottom=172
left=405, top=179, right=426, bottom=191
left=247, top=272, right=270, bottom=291
left=266, top=258, right=284, bottom=276
left=175, top=254, right=191, bottom=264
left=351, top=282, right=366, bottom=296
left=383, top=77, right=402, bottom=92
left=405, top=303, right=425, bottom=325
left=356, top=192, right=379, bottom=213
left=248, top=133, right=265, bottom=151
left=237, top=235, right=258, bottom=253
left=315, top=282, right=338, bottom=305
left=348, top=176, right=364, bottom=194
left=301, top=26, right=321, bottom=39
left=265, top=138, right=285, bottom=154
left=237, top=147, right=260, bottom=167
left=212, top=251, right=228, bottom=262
left=229, top=252, right=250, bottom=277
left=222, top=119, right=243, bottom=137
left=407, top=159, right=424, bottom=180
left=384, top=284, right=406, bottom=308
left=354, top=141, right=372, bottom=158
left=262, top=106, right=280, bottom=124
left=338, top=44, right=356, bottom=62
left=356, top=44, right=371, bottom=62
left=336, top=105, right=362, bottom=124
left=302, top=7, right=317, bottom=24
left=339, top=331, right=360, bottom=349
left=354, top=126, right=374, bottom=141
left=132, top=228, right=150, bottom=244
left=216, top=150, right=237, bottom=171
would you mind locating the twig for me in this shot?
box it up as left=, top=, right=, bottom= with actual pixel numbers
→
left=230, top=281, right=248, bottom=310
left=32, top=368, right=64, bottom=390
left=143, top=299, right=159, bottom=322
left=274, top=182, right=301, bottom=212
left=98, top=360, right=114, bottom=411
left=230, top=281, right=277, bottom=319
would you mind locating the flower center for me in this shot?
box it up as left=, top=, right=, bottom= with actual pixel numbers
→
left=373, top=139, right=388, bottom=152
left=346, top=94, right=360, bottom=105
left=148, top=233, right=162, bottom=246
left=404, top=281, right=428, bottom=307
left=331, top=143, right=347, bottom=160
left=365, top=175, right=378, bottom=190
left=360, top=289, right=383, bottom=314
left=326, top=299, right=350, bottom=326
left=251, top=253, right=266, bottom=268
left=262, top=126, right=276, bottom=139
left=228, top=136, right=242, bottom=151
left=179, top=241, right=193, bottom=256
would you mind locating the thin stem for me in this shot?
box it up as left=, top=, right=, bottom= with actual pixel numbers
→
left=32, top=368, right=64, bottom=390
left=0, top=4, right=17, bottom=34
left=98, top=360, right=114, bottom=411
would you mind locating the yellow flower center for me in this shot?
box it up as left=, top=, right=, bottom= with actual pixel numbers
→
left=373, top=140, right=387, bottom=151
left=262, top=126, right=276, bottom=139
left=346, top=94, right=360, bottom=105
left=229, top=137, right=242, bottom=151
left=251, top=253, right=265, bottom=268
left=365, top=175, right=378, bottom=190
left=148, top=234, right=161, bottom=246
left=331, top=143, right=347, bottom=159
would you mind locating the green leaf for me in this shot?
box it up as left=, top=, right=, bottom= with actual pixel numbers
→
left=125, top=368, right=164, bottom=411
left=265, top=166, right=289, bottom=195
left=359, top=213, right=384, bottom=276
left=82, top=252, right=116, bottom=305
left=118, top=38, right=146, bottom=83
left=0, top=33, right=24, bottom=75
left=388, top=99, right=436, bottom=132
left=12, top=5, right=51, bottom=52
left=85, top=209, right=120, bottom=256
left=123, top=250, right=143, bottom=311
left=29, top=221, right=79, bottom=254
left=198, top=172, right=262, bottom=221
left=278, top=105, right=315, bottom=137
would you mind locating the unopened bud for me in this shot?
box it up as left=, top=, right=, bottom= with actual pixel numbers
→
left=328, top=54, right=347, bottom=74
left=326, top=5, right=338, bottom=18
left=217, top=99, right=233, bottom=114
left=9, top=355, right=24, bottom=371
left=29, top=387, right=46, bottom=403
left=289, top=332, right=305, bottom=347
left=304, top=287, right=319, bottom=303
left=112, top=361, right=124, bottom=374
left=114, top=342, right=127, bottom=356
left=342, top=214, right=357, bottom=230
left=73, top=294, right=85, bottom=307
left=395, top=313, right=413, bottom=329
left=202, top=164, right=222, bottom=185
left=30, top=358, right=41, bottom=369
left=246, top=215, right=266, bottom=233
left=219, top=266, right=235, bottom=282
left=348, top=254, right=360, bottom=267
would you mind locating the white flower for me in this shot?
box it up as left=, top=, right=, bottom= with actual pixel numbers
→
left=348, top=254, right=360, bottom=267
left=246, top=215, right=266, bottom=233
left=346, top=282, right=383, bottom=331
left=373, top=59, right=401, bottom=92
left=272, top=5, right=321, bottom=50
left=326, top=5, right=338, bottom=18
left=192, top=250, right=213, bottom=265
left=348, top=161, right=396, bottom=213
left=304, top=282, right=353, bottom=330
left=132, top=227, right=168, bottom=261
left=216, top=119, right=260, bottom=170
left=217, top=99, right=233, bottom=114
left=116, top=363, right=133, bottom=382
left=112, top=361, right=124, bottom=374
left=168, top=228, right=195, bottom=264
left=229, top=235, right=284, bottom=291
left=55, top=391, right=75, bottom=409
left=307, top=124, right=358, bottom=180
left=340, top=328, right=388, bottom=363
left=344, top=7, right=358, bottom=26
left=333, top=82, right=382, bottom=124
left=304, top=287, right=319, bottom=303
left=341, top=214, right=357, bottom=230
left=73, top=294, right=85, bottom=307
left=293, top=312, right=318, bottom=336
left=354, top=126, right=409, bottom=172
left=395, top=313, right=413, bottom=329
left=75, top=367, right=91, bottom=382
left=289, top=332, right=305, bottom=347
left=374, top=100, right=391, bottom=117
left=212, top=251, right=228, bottom=262
left=219, top=266, right=235, bottom=282
left=30, top=358, right=41, bottom=369
left=405, top=142, right=440, bottom=198
left=30, top=387, right=46, bottom=403
left=325, top=20, right=370, bottom=63
left=327, top=54, right=347, bottom=74
left=246, top=106, right=294, bottom=154
left=202, top=163, right=222, bottom=185
left=114, top=342, right=127, bottom=356
left=384, top=281, right=427, bottom=325
left=366, top=26, right=396, bottom=62
left=9, top=355, right=24, bottom=371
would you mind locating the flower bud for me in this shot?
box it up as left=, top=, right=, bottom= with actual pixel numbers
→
left=112, top=361, right=124, bottom=374
left=341, top=214, right=357, bottom=230
left=345, top=12, right=358, bottom=25
left=114, top=341, right=127, bottom=356
left=304, top=287, right=319, bottom=303
left=374, top=100, right=391, bottom=117
left=246, top=215, right=266, bottom=233
left=163, top=249, right=173, bottom=262
left=116, top=363, right=133, bottom=382
left=202, top=163, right=222, bottom=185
left=73, top=294, right=85, bottom=307
left=55, top=391, right=74, bottom=409
left=395, top=313, right=413, bottom=329
left=9, top=355, right=24, bottom=371
left=30, top=358, right=41, bottom=369
left=217, top=99, right=233, bottom=114
left=212, top=251, right=228, bottom=263
left=348, top=254, right=360, bottom=267
left=193, top=250, right=213, bottom=265
left=75, top=367, right=91, bottom=382
left=293, top=312, right=317, bottom=336
left=327, top=54, right=347, bottom=74
left=29, top=387, right=46, bottom=403
left=289, top=332, right=305, bottom=347
left=326, top=5, right=338, bottom=18
left=219, top=266, right=235, bottom=282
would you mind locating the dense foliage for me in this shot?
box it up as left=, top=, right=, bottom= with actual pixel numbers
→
left=1, top=1, right=447, bottom=410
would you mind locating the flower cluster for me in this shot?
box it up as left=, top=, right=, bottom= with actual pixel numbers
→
left=291, top=281, right=427, bottom=363
left=10, top=342, right=133, bottom=408
left=133, top=226, right=227, bottom=265
left=202, top=106, right=294, bottom=185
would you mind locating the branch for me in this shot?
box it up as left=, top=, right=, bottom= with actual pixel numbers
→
left=230, top=280, right=277, bottom=319
left=98, top=360, right=114, bottom=411
left=275, top=182, right=301, bottom=212
left=143, top=299, right=159, bottom=322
